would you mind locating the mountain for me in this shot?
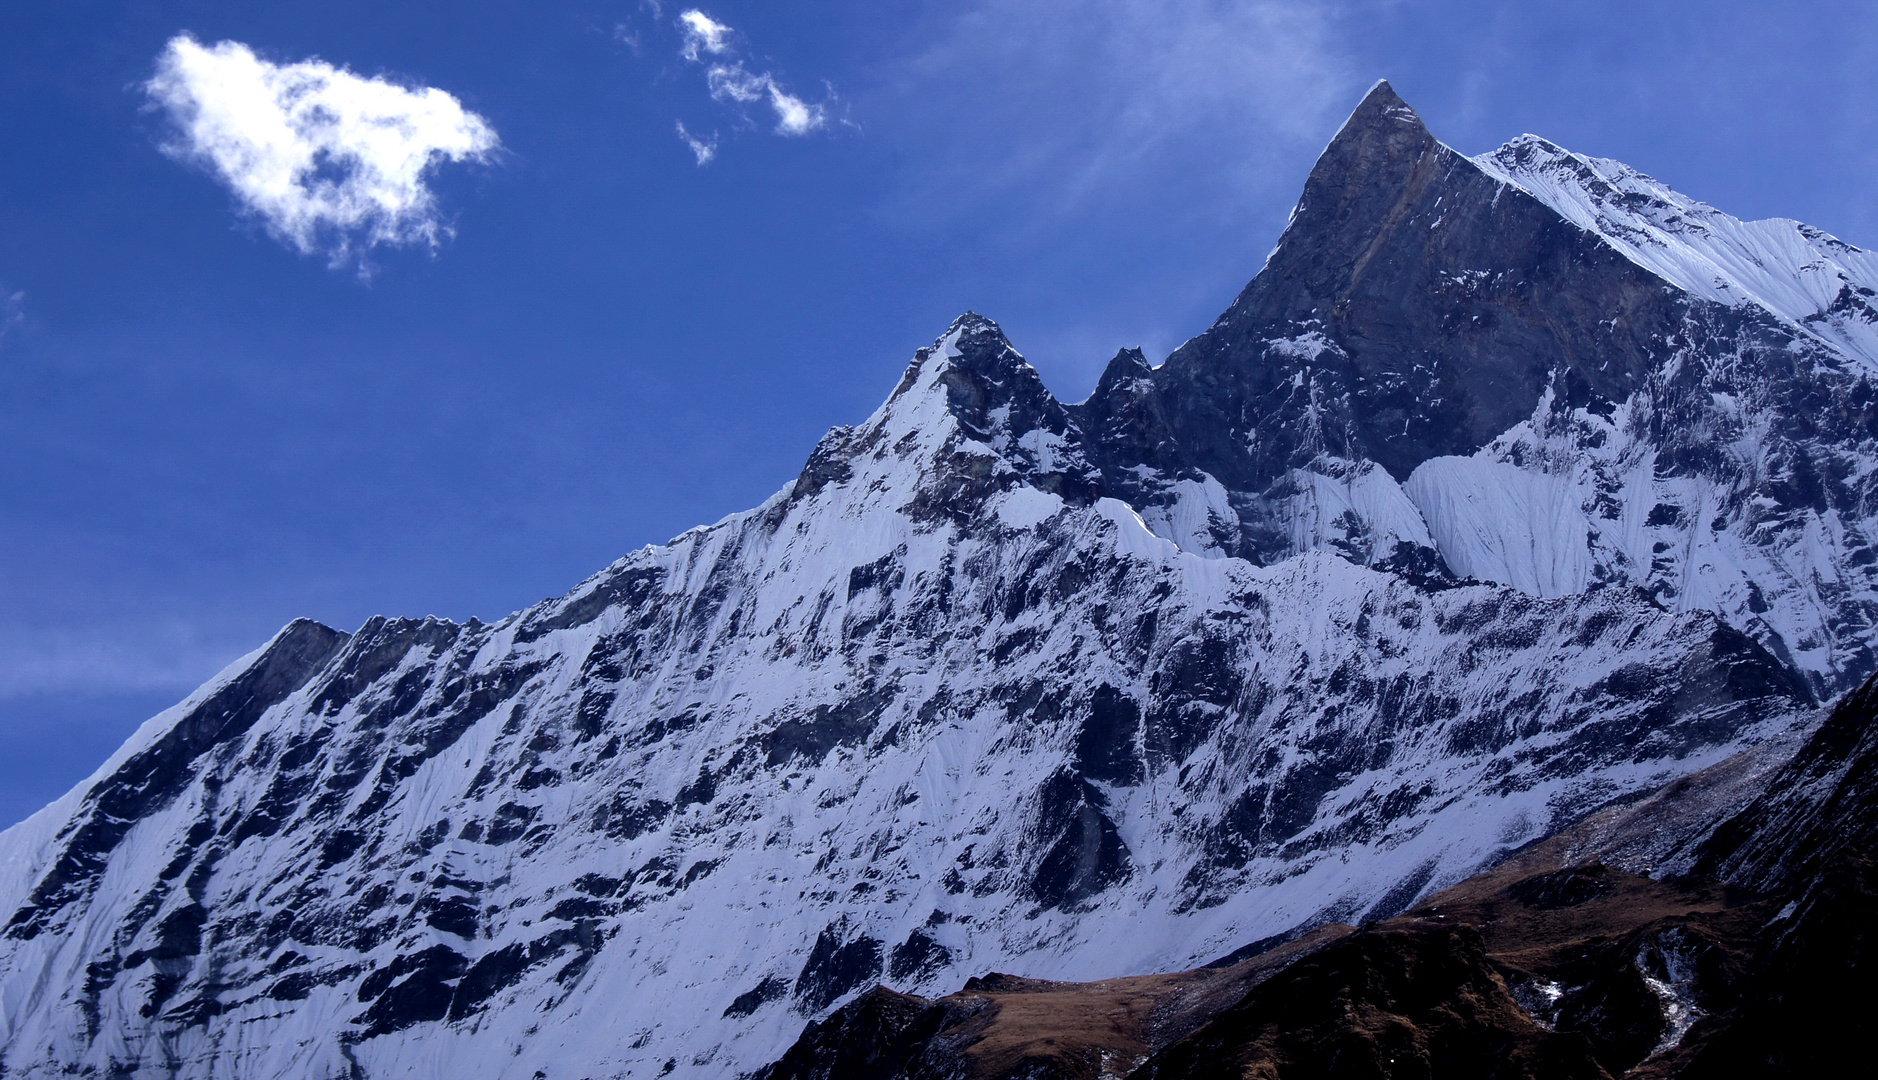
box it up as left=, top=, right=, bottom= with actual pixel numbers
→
left=0, top=81, right=1872, bottom=1079
left=759, top=670, right=1878, bottom=1080
left=1080, top=82, right=1878, bottom=697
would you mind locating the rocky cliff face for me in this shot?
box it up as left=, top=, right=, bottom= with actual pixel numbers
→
left=759, top=673, right=1878, bottom=1080
left=0, top=82, right=1869, bottom=1079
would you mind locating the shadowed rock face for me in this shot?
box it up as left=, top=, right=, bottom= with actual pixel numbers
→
left=1693, top=669, right=1878, bottom=892
left=1671, top=846, right=1878, bottom=1079
left=4, top=619, right=350, bottom=944
left=1133, top=923, right=1610, bottom=1080
left=756, top=900, right=1637, bottom=1080
left=1090, top=82, right=1678, bottom=490
left=756, top=929, right=1362, bottom=1080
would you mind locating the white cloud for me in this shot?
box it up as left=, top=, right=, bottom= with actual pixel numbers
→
left=703, top=63, right=826, bottom=136
left=676, top=120, right=717, bottom=165
left=766, top=84, right=822, bottom=136
left=676, top=10, right=827, bottom=140
left=145, top=34, right=500, bottom=270
left=678, top=10, right=733, bottom=61
left=0, top=289, right=21, bottom=346
left=702, top=63, right=765, bottom=104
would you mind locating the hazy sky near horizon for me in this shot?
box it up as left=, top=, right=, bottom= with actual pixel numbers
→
left=2, top=0, right=1875, bottom=826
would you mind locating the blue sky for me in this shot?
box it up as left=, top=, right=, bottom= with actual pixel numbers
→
left=2, top=0, right=1874, bottom=827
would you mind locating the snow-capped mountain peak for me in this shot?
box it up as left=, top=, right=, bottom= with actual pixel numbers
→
left=1065, top=81, right=1878, bottom=695
left=794, top=312, right=1100, bottom=516
left=875, top=313, right=1077, bottom=459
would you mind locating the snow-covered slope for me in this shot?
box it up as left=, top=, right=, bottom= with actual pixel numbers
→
left=0, top=318, right=1805, bottom=1079
left=1405, top=452, right=1595, bottom=597
left=1404, top=369, right=1878, bottom=692
left=1476, top=135, right=1878, bottom=370
left=0, top=81, right=1867, bottom=1079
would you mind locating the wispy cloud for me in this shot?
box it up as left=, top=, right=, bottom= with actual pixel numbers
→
left=702, top=64, right=825, bottom=136
left=678, top=9, right=734, bottom=61
left=0, top=289, right=21, bottom=347
left=145, top=34, right=500, bottom=271
left=676, top=120, right=717, bottom=164
left=878, top=0, right=1358, bottom=228
left=661, top=8, right=827, bottom=161
left=840, top=0, right=1361, bottom=392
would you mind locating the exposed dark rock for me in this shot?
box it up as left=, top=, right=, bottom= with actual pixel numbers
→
left=355, top=944, right=470, bottom=1038
left=589, top=796, right=670, bottom=841
left=1696, top=667, right=1878, bottom=891
left=796, top=927, right=886, bottom=1015
left=1072, top=684, right=1143, bottom=786
left=758, top=928, right=1351, bottom=1080
left=755, top=986, right=978, bottom=1080
left=514, top=567, right=666, bottom=644
left=762, top=687, right=898, bottom=767
left=483, top=802, right=539, bottom=846
left=794, top=429, right=860, bottom=503
left=1083, top=82, right=1675, bottom=494
left=887, top=929, right=953, bottom=985
left=1505, top=865, right=1616, bottom=910
left=1674, top=845, right=1878, bottom=1078
left=424, top=896, right=481, bottom=939
left=675, top=766, right=716, bottom=809
left=1026, top=772, right=1132, bottom=910
left=724, top=976, right=792, bottom=1020
left=446, top=923, right=607, bottom=1022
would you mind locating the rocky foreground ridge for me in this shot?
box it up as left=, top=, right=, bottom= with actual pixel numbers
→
left=0, top=82, right=1874, bottom=1078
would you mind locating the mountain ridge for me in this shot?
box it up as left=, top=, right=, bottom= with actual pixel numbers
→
left=0, top=83, right=1871, bottom=1079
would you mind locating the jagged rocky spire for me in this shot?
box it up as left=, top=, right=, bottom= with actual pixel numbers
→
left=1131, top=78, right=1677, bottom=486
